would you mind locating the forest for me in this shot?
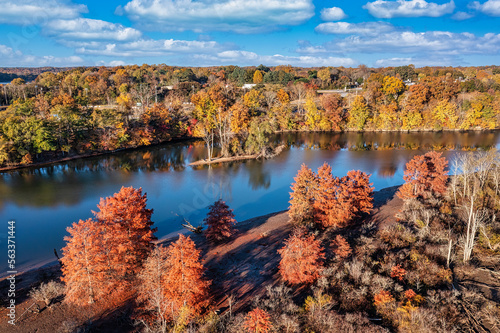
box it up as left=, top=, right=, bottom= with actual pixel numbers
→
left=2, top=149, right=499, bottom=332
left=0, top=64, right=500, bottom=168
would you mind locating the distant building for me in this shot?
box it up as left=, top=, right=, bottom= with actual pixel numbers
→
left=242, top=83, right=257, bottom=89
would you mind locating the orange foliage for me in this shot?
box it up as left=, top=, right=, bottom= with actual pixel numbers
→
left=397, top=151, right=448, bottom=200
left=289, top=164, right=318, bottom=224
left=278, top=227, right=324, bottom=284
left=93, top=186, right=157, bottom=278
left=331, top=235, right=352, bottom=260
left=204, top=199, right=237, bottom=242
left=163, top=234, right=210, bottom=318
left=374, top=290, right=395, bottom=307
left=243, top=308, right=272, bottom=333
left=390, top=264, right=406, bottom=281
left=313, top=166, right=373, bottom=228
left=62, top=218, right=111, bottom=305
left=320, top=93, right=344, bottom=131
left=404, top=289, right=417, bottom=300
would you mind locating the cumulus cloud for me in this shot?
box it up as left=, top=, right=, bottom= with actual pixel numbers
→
left=364, top=0, right=455, bottom=18
left=192, top=50, right=357, bottom=67
left=320, top=7, right=347, bottom=21
left=315, top=22, right=395, bottom=35
left=451, top=11, right=474, bottom=20
left=0, top=0, right=87, bottom=25
left=44, top=19, right=142, bottom=41
left=0, top=43, right=84, bottom=66
left=375, top=56, right=458, bottom=66
left=117, top=0, right=315, bottom=33
left=73, top=38, right=226, bottom=57
left=297, top=31, right=500, bottom=56
left=469, top=0, right=500, bottom=16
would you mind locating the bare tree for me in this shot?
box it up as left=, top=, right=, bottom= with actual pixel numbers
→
left=462, top=194, right=488, bottom=263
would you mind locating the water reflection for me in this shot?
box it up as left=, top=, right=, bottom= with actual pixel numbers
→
left=0, top=131, right=499, bottom=274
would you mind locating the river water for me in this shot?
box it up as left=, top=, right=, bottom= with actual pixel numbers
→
left=1, top=131, right=499, bottom=275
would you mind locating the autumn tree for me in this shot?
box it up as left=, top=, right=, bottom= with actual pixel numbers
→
left=289, top=164, right=318, bottom=224
left=278, top=227, right=324, bottom=284
left=314, top=167, right=373, bottom=228
left=229, top=101, right=250, bottom=134
left=61, top=218, right=110, bottom=306
left=204, top=199, right=237, bottom=242
left=253, top=70, right=264, bottom=84
left=331, top=235, right=352, bottom=260
left=243, top=308, right=272, bottom=333
left=382, top=76, right=405, bottom=100
left=320, top=93, right=344, bottom=131
left=163, top=234, right=210, bottom=319
left=348, top=95, right=369, bottom=130
left=397, top=152, right=449, bottom=201
left=93, top=186, right=156, bottom=279
left=313, top=163, right=338, bottom=226
left=136, top=245, right=171, bottom=332
left=304, top=93, right=329, bottom=131
left=432, top=99, right=458, bottom=129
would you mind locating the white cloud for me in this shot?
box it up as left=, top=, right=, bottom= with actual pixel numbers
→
left=315, top=22, right=395, bottom=35
left=451, top=11, right=474, bottom=20
left=117, top=0, right=315, bottom=33
left=44, top=19, right=142, bottom=41
left=469, top=0, right=500, bottom=16
left=0, top=0, right=87, bottom=25
left=0, top=44, right=84, bottom=66
left=375, top=56, right=458, bottom=66
left=320, top=7, right=347, bottom=21
left=74, top=38, right=225, bottom=57
left=297, top=31, right=500, bottom=56
left=193, top=50, right=357, bottom=67
left=364, top=0, right=455, bottom=18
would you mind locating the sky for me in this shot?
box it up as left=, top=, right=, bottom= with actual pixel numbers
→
left=0, top=0, right=499, bottom=68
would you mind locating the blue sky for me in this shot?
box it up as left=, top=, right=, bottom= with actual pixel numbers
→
left=0, top=0, right=499, bottom=68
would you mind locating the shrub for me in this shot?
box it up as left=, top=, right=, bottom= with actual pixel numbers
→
left=243, top=308, right=272, bottom=333
left=29, top=280, right=65, bottom=307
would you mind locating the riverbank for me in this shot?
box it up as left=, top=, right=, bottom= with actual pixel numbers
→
left=0, top=136, right=197, bottom=172
left=189, top=144, right=286, bottom=166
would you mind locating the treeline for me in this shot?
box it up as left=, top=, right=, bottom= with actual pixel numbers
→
left=28, top=151, right=500, bottom=332
left=0, top=64, right=499, bottom=167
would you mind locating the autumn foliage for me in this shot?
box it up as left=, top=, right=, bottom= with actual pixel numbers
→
left=314, top=165, right=374, bottom=228
left=204, top=199, right=237, bottom=242
left=390, top=264, right=406, bottom=281
left=242, top=308, right=272, bottom=333
left=93, top=186, right=157, bottom=277
left=331, top=235, right=352, bottom=260
left=62, top=186, right=157, bottom=306
left=397, top=151, right=449, bottom=200
left=61, top=218, right=110, bottom=306
left=162, top=234, right=210, bottom=319
left=374, top=290, right=395, bottom=307
left=278, top=227, right=324, bottom=284
left=289, top=164, right=317, bottom=224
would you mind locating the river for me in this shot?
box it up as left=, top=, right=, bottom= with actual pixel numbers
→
left=1, top=131, right=499, bottom=275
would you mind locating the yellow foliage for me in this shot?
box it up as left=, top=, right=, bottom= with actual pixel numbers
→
left=253, top=70, right=263, bottom=84
left=433, top=99, right=458, bottom=129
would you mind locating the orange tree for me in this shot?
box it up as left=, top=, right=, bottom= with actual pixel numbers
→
left=278, top=227, right=324, bottom=284
left=397, top=151, right=448, bottom=200
left=289, top=164, right=318, bottom=224
left=162, top=234, right=210, bottom=319
left=204, top=199, right=237, bottom=242
left=242, top=308, right=272, bottom=333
